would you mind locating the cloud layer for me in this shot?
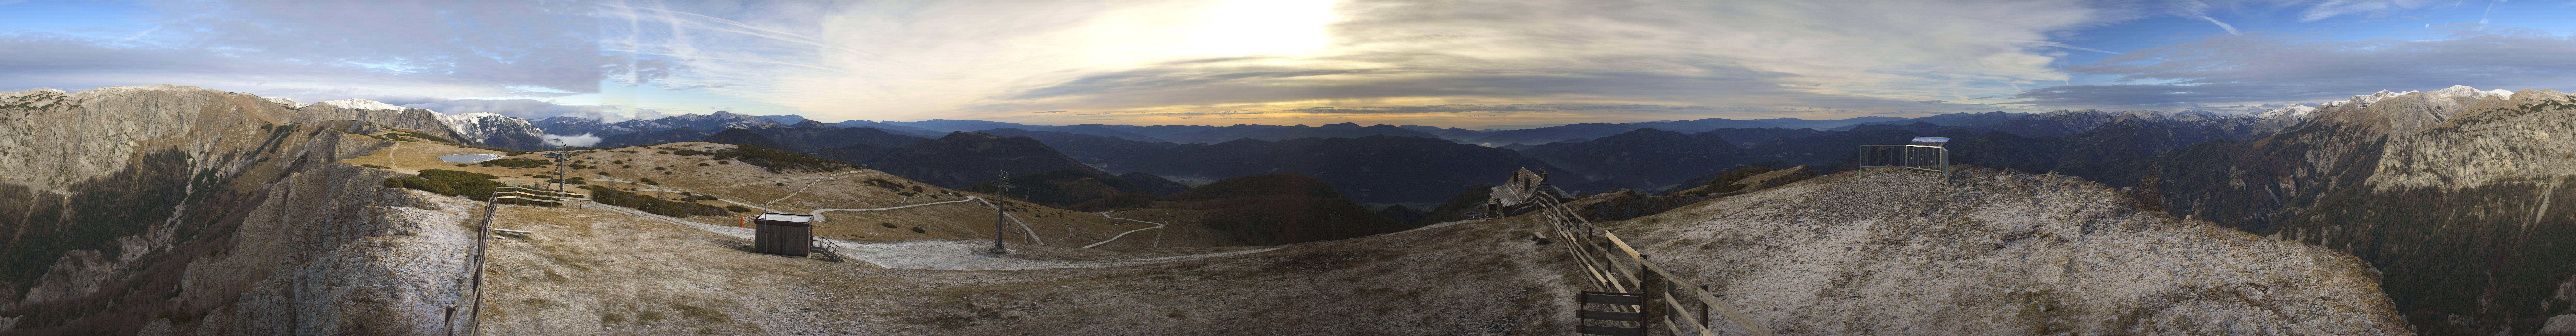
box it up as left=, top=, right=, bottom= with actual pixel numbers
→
left=2016, top=29, right=2576, bottom=108
left=607, top=0, right=2108, bottom=125
left=7, top=0, right=2570, bottom=126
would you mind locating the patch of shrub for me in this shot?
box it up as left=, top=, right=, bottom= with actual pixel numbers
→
left=583, top=186, right=728, bottom=217
left=478, top=158, right=550, bottom=168
left=454, top=163, right=468, bottom=167
left=699, top=163, right=710, bottom=166
left=388, top=169, right=505, bottom=201
left=705, top=145, right=850, bottom=173
left=639, top=178, right=659, bottom=185
left=909, top=227, right=925, bottom=233
left=725, top=205, right=751, bottom=212
left=360, top=164, right=389, bottom=169
left=395, top=132, right=448, bottom=142
left=880, top=222, right=897, bottom=228
left=865, top=177, right=907, bottom=190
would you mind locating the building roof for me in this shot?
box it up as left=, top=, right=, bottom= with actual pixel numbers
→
left=1488, top=168, right=1569, bottom=207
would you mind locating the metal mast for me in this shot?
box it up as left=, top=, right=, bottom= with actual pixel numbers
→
left=988, top=171, right=1012, bottom=254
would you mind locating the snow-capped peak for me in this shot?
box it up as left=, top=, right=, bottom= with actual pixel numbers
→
left=2426, top=85, right=2513, bottom=101
left=2349, top=90, right=2411, bottom=106
left=318, top=99, right=407, bottom=111
left=432, top=111, right=545, bottom=146
left=2256, top=105, right=2318, bottom=119
left=263, top=97, right=308, bottom=109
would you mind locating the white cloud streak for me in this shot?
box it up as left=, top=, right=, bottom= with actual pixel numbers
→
left=601, top=0, right=2114, bottom=124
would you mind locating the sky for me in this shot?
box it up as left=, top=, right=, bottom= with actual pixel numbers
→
left=4, top=0, right=2575, bottom=128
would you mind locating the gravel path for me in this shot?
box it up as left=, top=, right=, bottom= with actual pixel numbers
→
left=1082, top=211, right=1166, bottom=248
left=1817, top=169, right=1946, bottom=218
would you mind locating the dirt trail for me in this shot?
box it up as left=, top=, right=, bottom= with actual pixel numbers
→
left=1083, top=211, right=1166, bottom=248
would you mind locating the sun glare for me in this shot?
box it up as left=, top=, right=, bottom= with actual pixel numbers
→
left=1179, top=0, right=1338, bottom=56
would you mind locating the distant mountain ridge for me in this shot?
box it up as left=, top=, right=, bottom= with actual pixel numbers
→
left=1520, top=128, right=1748, bottom=188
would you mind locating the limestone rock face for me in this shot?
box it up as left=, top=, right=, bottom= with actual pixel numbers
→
left=434, top=111, right=551, bottom=150
left=287, top=98, right=475, bottom=146
left=0, top=85, right=474, bottom=335
left=2063, top=87, right=2576, bottom=335
left=1606, top=168, right=2407, bottom=335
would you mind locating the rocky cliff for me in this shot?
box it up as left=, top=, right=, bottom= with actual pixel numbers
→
left=1604, top=167, right=2407, bottom=335
left=2066, top=86, right=2575, bottom=335
left=432, top=111, right=550, bottom=150
left=0, top=86, right=478, bottom=335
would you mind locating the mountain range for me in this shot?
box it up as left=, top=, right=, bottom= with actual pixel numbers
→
left=4, top=83, right=2541, bottom=335
left=2047, top=86, right=2557, bottom=335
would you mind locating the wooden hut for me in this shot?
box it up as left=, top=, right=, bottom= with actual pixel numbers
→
left=752, top=213, right=816, bottom=256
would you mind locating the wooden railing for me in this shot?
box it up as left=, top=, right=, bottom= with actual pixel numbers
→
left=453, top=186, right=588, bottom=336
left=1532, top=195, right=1776, bottom=336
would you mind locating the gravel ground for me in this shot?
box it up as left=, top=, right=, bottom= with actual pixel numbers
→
left=1815, top=168, right=1946, bottom=219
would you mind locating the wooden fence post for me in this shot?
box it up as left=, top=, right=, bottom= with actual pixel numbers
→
left=1640, top=261, right=1667, bottom=335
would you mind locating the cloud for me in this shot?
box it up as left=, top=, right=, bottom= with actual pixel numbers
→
left=543, top=133, right=603, bottom=147
left=0, top=0, right=624, bottom=98
left=2294, top=0, right=2444, bottom=21
left=2013, top=29, right=2576, bottom=108
left=388, top=98, right=622, bottom=120
left=610, top=0, right=2113, bottom=123
left=1279, top=104, right=1718, bottom=114
left=2169, top=0, right=2240, bottom=35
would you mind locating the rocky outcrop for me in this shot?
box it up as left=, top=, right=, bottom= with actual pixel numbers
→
left=433, top=111, right=550, bottom=150
left=0, top=86, right=476, bottom=336
left=2065, top=87, right=2576, bottom=335
left=1607, top=167, right=2407, bottom=335
left=290, top=98, right=476, bottom=146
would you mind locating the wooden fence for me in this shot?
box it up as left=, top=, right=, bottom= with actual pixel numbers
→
left=1532, top=195, right=1776, bottom=336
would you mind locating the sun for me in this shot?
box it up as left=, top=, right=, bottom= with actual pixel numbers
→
left=1175, top=0, right=1340, bottom=56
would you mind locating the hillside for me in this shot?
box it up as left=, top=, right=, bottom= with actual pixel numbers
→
left=1519, top=128, right=1748, bottom=188
left=2062, top=87, right=2576, bottom=335
left=1578, top=167, right=2404, bottom=334
left=727, top=124, right=929, bottom=152
left=807, top=132, right=1106, bottom=189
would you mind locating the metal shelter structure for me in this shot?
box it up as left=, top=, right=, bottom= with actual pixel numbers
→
left=1858, top=136, right=1951, bottom=180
